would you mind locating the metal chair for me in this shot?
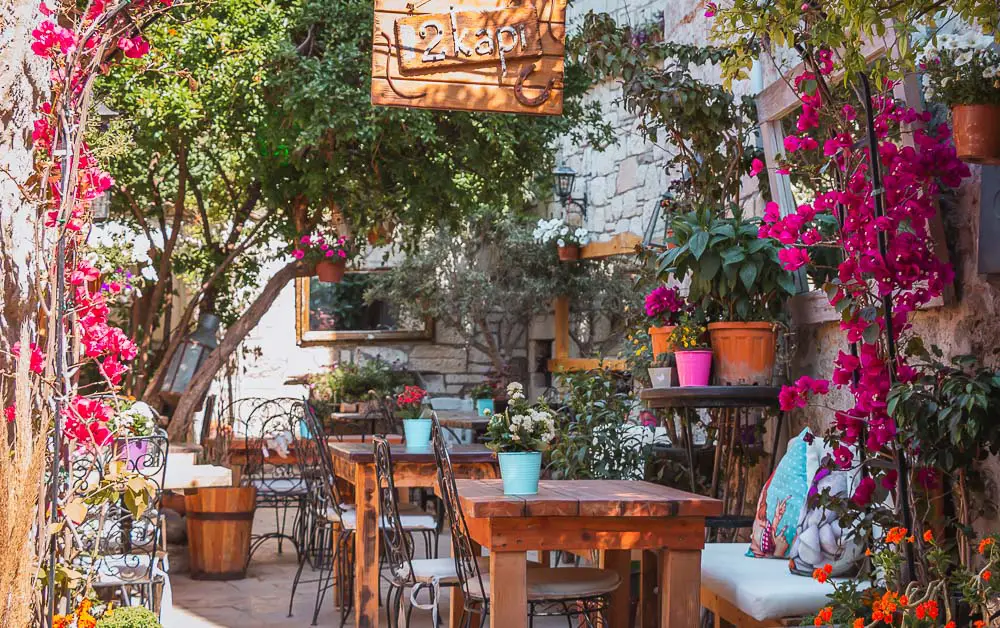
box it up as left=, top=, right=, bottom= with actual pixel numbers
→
left=239, top=398, right=310, bottom=561
left=431, top=417, right=621, bottom=628
left=75, top=431, right=170, bottom=616
left=288, top=402, right=439, bottom=626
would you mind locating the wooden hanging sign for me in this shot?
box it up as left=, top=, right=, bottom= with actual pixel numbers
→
left=371, top=0, right=566, bottom=115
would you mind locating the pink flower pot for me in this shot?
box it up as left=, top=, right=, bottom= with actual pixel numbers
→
left=675, top=350, right=712, bottom=387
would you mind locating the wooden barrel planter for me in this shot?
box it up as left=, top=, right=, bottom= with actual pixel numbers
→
left=186, top=487, right=256, bottom=580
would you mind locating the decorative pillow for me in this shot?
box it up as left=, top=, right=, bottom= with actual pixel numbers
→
left=788, top=454, right=865, bottom=577
left=747, top=428, right=821, bottom=559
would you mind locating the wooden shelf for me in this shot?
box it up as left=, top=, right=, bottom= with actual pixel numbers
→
left=639, top=386, right=781, bottom=409
left=547, top=357, right=628, bottom=372
left=579, top=232, right=642, bottom=259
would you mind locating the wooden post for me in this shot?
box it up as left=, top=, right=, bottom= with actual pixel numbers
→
left=354, top=464, right=380, bottom=628
left=600, top=549, right=632, bottom=628
left=660, top=549, right=701, bottom=627
left=553, top=296, right=569, bottom=359
left=490, top=551, right=527, bottom=628
left=639, top=549, right=659, bottom=628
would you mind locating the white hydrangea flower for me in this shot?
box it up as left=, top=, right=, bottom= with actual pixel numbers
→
left=954, top=51, right=973, bottom=66
left=140, top=265, right=158, bottom=282
left=506, top=382, right=524, bottom=400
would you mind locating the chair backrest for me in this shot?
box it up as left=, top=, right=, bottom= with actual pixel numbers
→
left=239, top=398, right=307, bottom=494
left=301, top=400, right=347, bottom=521
left=373, top=437, right=416, bottom=586
left=431, top=416, right=487, bottom=602
left=76, top=431, right=169, bottom=584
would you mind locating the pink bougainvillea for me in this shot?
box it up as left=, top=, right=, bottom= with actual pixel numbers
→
left=757, top=55, right=971, bottom=491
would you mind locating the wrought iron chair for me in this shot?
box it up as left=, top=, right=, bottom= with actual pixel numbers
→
left=375, top=436, right=475, bottom=627
left=75, top=431, right=170, bottom=615
left=240, top=398, right=311, bottom=561
left=431, top=417, right=621, bottom=628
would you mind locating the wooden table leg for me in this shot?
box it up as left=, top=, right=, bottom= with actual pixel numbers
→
left=354, top=464, right=379, bottom=628
left=600, top=549, right=632, bottom=628
left=489, top=550, right=527, bottom=628
left=639, top=550, right=659, bottom=628
left=660, top=549, right=701, bottom=627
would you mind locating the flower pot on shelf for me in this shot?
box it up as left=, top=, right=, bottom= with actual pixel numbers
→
left=474, top=398, right=495, bottom=416
left=403, top=418, right=432, bottom=450
left=315, top=259, right=346, bottom=283
left=648, top=325, right=676, bottom=357
left=952, top=104, right=1000, bottom=165
left=707, top=321, right=777, bottom=386
left=557, top=245, right=581, bottom=261
left=675, top=350, right=712, bottom=387
left=648, top=367, right=676, bottom=389
left=497, top=451, right=542, bottom=495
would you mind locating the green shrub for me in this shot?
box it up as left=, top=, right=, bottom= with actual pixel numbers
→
left=96, top=606, right=162, bottom=628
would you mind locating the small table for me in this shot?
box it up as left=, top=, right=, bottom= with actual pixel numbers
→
left=164, top=464, right=232, bottom=490
left=327, top=442, right=498, bottom=628
left=456, top=479, right=722, bottom=628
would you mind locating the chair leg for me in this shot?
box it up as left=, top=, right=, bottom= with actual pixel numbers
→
left=289, top=535, right=310, bottom=617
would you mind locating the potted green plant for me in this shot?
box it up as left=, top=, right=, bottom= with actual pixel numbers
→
left=469, top=382, right=495, bottom=416
left=292, top=231, right=353, bottom=283
left=669, top=313, right=711, bottom=387
left=96, top=606, right=163, bottom=627
left=485, top=382, right=557, bottom=495
left=397, top=385, right=431, bottom=450
left=107, top=398, right=158, bottom=467
left=919, top=32, right=1000, bottom=164
left=658, top=208, right=795, bottom=385
left=532, top=217, right=591, bottom=261
left=648, top=352, right=676, bottom=388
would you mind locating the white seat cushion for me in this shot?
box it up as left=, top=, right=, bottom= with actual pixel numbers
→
left=328, top=506, right=437, bottom=531
left=701, top=543, right=847, bottom=621
left=467, top=567, right=620, bottom=601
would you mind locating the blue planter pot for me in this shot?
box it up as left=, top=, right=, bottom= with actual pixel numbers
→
left=498, top=451, right=543, bottom=495
left=403, top=418, right=432, bottom=450
left=475, top=398, right=495, bottom=416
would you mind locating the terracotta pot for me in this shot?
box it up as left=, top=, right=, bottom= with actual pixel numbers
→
left=315, top=259, right=346, bottom=283
left=557, top=245, right=581, bottom=261
left=707, top=321, right=777, bottom=386
left=648, top=325, right=677, bottom=358
left=952, top=104, right=1000, bottom=165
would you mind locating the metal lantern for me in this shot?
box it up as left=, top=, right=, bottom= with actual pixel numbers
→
left=642, top=192, right=676, bottom=249
left=91, top=191, right=111, bottom=223
left=553, top=165, right=577, bottom=201
left=160, top=313, right=219, bottom=404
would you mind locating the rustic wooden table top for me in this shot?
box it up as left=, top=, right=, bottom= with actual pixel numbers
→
left=639, top=385, right=781, bottom=408
left=456, top=479, right=722, bottom=519
left=327, top=441, right=496, bottom=464
left=434, top=409, right=490, bottom=429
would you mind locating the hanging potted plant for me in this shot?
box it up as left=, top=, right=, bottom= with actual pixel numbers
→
left=532, top=217, right=591, bottom=261
left=108, top=398, right=159, bottom=468
left=397, top=385, right=431, bottom=450
left=919, top=32, right=1000, bottom=165
left=659, top=208, right=794, bottom=385
left=292, top=231, right=352, bottom=283
left=485, top=382, right=557, bottom=495
left=670, top=313, right=712, bottom=386
left=644, top=284, right=688, bottom=358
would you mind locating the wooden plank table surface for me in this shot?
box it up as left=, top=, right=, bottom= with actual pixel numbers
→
left=328, top=442, right=498, bottom=628
left=433, top=409, right=491, bottom=431
left=456, top=479, right=722, bottom=628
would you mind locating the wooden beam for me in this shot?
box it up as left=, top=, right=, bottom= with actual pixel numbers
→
left=552, top=296, right=569, bottom=359
left=579, top=232, right=642, bottom=259
left=547, top=357, right=627, bottom=372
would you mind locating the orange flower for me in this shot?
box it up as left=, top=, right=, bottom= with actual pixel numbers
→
left=52, top=615, right=70, bottom=628
left=885, top=527, right=908, bottom=544
left=979, top=538, right=995, bottom=554
left=853, top=619, right=864, bottom=628
left=974, top=621, right=986, bottom=628
left=915, top=600, right=939, bottom=620
left=813, top=606, right=833, bottom=626
left=865, top=548, right=872, bottom=556
left=923, top=529, right=934, bottom=543
left=945, top=622, right=956, bottom=628
left=899, top=594, right=909, bottom=605
left=983, top=570, right=992, bottom=581
left=812, top=564, right=833, bottom=583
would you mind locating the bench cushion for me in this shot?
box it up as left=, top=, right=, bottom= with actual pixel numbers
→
left=702, top=543, right=844, bottom=621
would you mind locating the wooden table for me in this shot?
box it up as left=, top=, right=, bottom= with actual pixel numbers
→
left=328, top=442, right=498, bottom=628
left=434, top=409, right=491, bottom=431
left=222, top=434, right=403, bottom=484
left=456, top=479, right=722, bottom=628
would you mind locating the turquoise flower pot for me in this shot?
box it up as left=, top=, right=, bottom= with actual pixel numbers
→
left=475, top=398, right=495, bottom=416
left=498, top=451, right=543, bottom=495
left=403, top=418, right=432, bottom=450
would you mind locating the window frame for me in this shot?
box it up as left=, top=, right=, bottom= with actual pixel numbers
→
left=294, top=269, right=434, bottom=346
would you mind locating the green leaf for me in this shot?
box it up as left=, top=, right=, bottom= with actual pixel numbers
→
left=689, top=230, right=709, bottom=260
left=739, top=262, right=758, bottom=290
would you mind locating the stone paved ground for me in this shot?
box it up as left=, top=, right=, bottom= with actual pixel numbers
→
left=167, top=509, right=566, bottom=627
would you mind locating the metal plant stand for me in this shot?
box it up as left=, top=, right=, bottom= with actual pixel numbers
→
left=640, top=386, right=783, bottom=541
